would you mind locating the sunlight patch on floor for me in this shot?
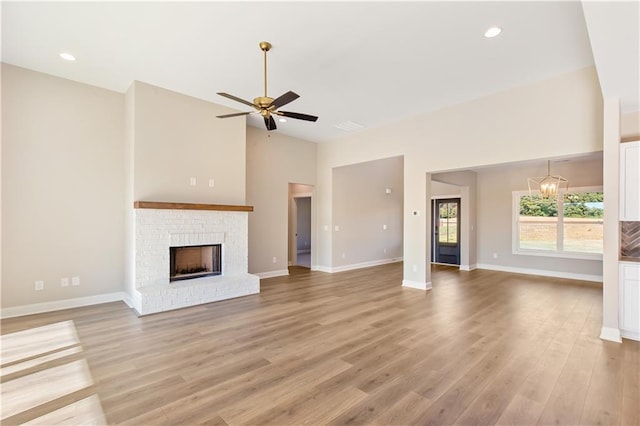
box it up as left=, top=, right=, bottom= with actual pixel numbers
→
left=0, top=321, right=106, bottom=424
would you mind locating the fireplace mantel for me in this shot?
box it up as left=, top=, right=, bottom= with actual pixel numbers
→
left=134, top=201, right=253, bottom=212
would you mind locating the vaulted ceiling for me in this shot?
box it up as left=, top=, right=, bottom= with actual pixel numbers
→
left=2, top=1, right=637, bottom=143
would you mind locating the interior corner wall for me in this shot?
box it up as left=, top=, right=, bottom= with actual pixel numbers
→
left=332, top=156, right=404, bottom=268
left=602, top=98, right=621, bottom=337
left=123, top=83, right=135, bottom=302
left=476, top=157, right=604, bottom=278
left=1, top=64, right=125, bottom=309
left=246, top=127, right=317, bottom=275
left=621, top=111, right=640, bottom=139
left=132, top=81, right=246, bottom=205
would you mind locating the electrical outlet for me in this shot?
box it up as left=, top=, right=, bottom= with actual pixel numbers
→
left=334, top=225, right=340, bottom=231
left=383, top=224, right=387, bottom=230
left=493, top=252, right=498, bottom=259
left=35, top=280, right=44, bottom=291
left=342, top=252, right=346, bottom=259
left=272, top=257, right=277, bottom=264
left=208, top=178, right=215, bottom=188
left=72, top=276, right=80, bottom=286
left=61, top=277, right=69, bottom=287
left=412, top=264, right=418, bottom=272
left=189, top=177, right=197, bottom=186
left=383, top=248, right=387, bottom=253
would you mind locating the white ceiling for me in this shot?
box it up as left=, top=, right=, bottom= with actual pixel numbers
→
left=1, top=1, right=637, bottom=143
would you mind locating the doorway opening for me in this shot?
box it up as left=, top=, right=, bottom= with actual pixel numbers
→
left=431, top=198, right=461, bottom=265
left=288, top=183, right=313, bottom=269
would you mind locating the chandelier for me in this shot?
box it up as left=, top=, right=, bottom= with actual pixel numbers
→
left=528, top=160, right=568, bottom=198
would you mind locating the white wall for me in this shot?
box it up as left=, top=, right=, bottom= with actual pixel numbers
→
left=132, top=81, right=246, bottom=205
left=621, top=111, right=640, bottom=139
left=317, top=66, right=603, bottom=287
left=332, top=156, right=403, bottom=269
left=476, top=156, right=603, bottom=280
left=1, top=64, right=125, bottom=308
left=431, top=181, right=461, bottom=197
left=296, top=198, right=311, bottom=252
left=246, top=127, right=317, bottom=276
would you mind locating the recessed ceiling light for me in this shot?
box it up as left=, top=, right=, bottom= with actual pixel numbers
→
left=59, top=52, right=76, bottom=61
left=484, top=27, right=502, bottom=38
left=278, top=118, right=287, bottom=123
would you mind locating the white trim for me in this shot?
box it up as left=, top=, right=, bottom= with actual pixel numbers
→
left=325, top=257, right=403, bottom=273
left=512, top=248, right=603, bottom=261
left=292, top=192, right=312, bottom=198
left=600, top=326, right=623, bottom=343
left=254, top=269, right=290, bottom=279
left=459, top=263, right=478, bottom=271
left=430, top=194, right=461, bottom=200
left=312, top=265, right=332, bottom=273
left=402, top=280, right=433, bottom=290
left=477, top=263, right=602, bottom=282
left=0, top=292, right=129, bottom=319
left=621, top=330, right=640, bottom=342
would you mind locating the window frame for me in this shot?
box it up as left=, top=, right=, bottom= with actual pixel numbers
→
left=512, top=185, right=603, bottom=261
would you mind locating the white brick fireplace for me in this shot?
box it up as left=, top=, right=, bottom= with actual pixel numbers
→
left=130, top=202, right=260, bottom=315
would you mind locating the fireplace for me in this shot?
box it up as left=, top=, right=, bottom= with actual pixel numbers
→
left=170, top=244, right=222, bottom=282
left=131, top=202, right=259, bottom=316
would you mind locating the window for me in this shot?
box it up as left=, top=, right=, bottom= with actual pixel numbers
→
left=438, top=202, right=458, bottom=244
left=513, top=187, right=603, bottom=259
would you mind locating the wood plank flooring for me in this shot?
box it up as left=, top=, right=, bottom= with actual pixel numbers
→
left=1, top=263, right=639, bottom=425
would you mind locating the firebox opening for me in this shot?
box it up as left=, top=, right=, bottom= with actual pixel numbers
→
left=170, top=244, right=221, bottom=282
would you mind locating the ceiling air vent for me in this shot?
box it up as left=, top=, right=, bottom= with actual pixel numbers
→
left=333, top=121, right=364, bottom=132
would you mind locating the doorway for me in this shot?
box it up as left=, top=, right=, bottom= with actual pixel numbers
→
left=431, top=198, right=461, bottom=265
left=288, top=183, right=313, bottom=269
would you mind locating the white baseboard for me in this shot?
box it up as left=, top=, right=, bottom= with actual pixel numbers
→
left=477, top=263, right=602, bottom=283
left=0, top=292, right=129, bottom=319
left=402, top=280, right=433, bottom=290
left=600, top=326, right=623, bottom=343
left=621, top=329, right=640, bottom=342
left=325, top=257, right=403, bottom=274
left=459, top=263, right=478, bottom=271
left=254, top=269, right=290, bottom=279
left=312, top=265, right=331, bottom=273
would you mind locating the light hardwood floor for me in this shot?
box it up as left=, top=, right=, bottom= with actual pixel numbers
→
left=1, top=263, right=639, bottom=425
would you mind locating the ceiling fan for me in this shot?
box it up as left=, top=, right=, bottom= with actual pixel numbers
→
left=216, top=41, right=318, bottom=131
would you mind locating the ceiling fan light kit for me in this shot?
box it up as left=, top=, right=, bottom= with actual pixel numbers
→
left=216, top=41, right=318, bottom=131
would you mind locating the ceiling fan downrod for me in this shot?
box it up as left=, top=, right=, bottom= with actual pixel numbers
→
left=254, top=41, right=273, bottom=113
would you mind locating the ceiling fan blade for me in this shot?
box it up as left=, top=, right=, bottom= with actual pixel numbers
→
left=216, top=112, right=252, bottom=118
left=217, top=92, right=258, bottom=109
left=270, top=91, right=299, bottom=109
left=278, top=111, right=319, bottom=122
left=264, top=115, right=277, bottom=131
